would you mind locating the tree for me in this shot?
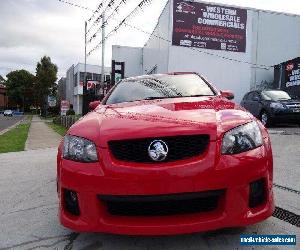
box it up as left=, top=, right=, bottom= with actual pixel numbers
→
left=5, top=70, right=35, bottom=111
left=35, top=56, right=58, bottom=115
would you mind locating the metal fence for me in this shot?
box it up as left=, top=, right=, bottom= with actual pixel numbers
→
left=53, top=115, right=81, bottom=129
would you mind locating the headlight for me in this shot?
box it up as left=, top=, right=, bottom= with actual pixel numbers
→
left=63, top=135, right=98, bottom=162
left=270, top=102, right=285, bottom=109
left=222, top=121, right=263, bottom=155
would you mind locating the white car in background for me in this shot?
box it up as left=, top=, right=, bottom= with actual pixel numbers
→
left=3, top=110, right=13, bottom=117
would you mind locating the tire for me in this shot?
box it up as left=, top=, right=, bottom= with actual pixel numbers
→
left=260, top=111, right=272, bottom=127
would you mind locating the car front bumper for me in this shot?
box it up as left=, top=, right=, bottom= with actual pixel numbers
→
left=271, top=110, right=300, bottom=123
left=57, top=141, right=274, bottom=235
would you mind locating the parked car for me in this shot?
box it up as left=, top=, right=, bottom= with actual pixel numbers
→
left=241, top=90, right=300, bottom=127
left=3, top=110, right=13, bottom=116
left=57, top=73, right=274, bottom=235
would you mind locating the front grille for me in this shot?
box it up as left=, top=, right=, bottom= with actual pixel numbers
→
left=98, top=190, right=225, bottom=216
left=108, top=135, right=209, bottom=163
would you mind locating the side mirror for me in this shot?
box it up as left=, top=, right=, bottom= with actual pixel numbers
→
left=89, top=101, right=101, bottom=111
left=220, top=90, right=234, bottom=100
left=252, top=96, right=260, bottom=101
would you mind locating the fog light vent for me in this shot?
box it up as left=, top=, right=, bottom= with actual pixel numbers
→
left=249, top=179, right=266, bottom=208
left=64, top=189, right=80, bottom=216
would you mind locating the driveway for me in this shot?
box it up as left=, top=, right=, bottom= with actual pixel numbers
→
left=0, top=115, right=24, bottom=132
left=0, top=128, right=299, bottom=249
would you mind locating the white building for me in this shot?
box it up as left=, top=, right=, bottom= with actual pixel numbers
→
left=66, top=63, right=110, bottom=114
left=112, top=0, right=300, bottom=102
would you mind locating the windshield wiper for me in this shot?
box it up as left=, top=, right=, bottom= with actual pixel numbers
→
left=144, top=96, right=178, bottom=100
left=144, top=95, right=214, bottom=100
left=182, top=94, right=215, bottom=98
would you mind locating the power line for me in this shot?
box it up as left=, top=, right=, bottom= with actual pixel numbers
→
left=87, top=0, right=129, bottom=44
left=58, top=0, right=92, bottom=11
left=87, top=0, right=154, bottom=56
left=87, top=0, right=106, bottom=23
left=57, top=0, right=273, bottom=69
left=86, top=0, right=117, bottom=35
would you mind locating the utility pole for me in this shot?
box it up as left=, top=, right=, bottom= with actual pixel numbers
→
left=101, top=13, right=105, bottom=87
left=82, top=21, right=88, bottom=115
left=84, top=21, right=87, bottom=88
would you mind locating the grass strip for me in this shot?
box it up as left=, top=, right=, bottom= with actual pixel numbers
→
left=47, top=122, right=68, bottom=136
left=0, top=121, right=31, bottom=153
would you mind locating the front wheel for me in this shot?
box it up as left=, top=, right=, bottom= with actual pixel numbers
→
left=260, top=111, right=272, bottom=127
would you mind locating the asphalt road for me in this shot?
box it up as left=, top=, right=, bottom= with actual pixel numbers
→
left=0, top=127, right=299, bottom=249
left=0, top=115, right=23, bottom=132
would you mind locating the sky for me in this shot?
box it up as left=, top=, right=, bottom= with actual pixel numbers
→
left=0, top=0, right=300, bottom=80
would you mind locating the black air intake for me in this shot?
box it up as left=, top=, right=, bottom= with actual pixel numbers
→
left=249, top=179, right=266, bottom=208
left=64, top=189, right=80, bottom=216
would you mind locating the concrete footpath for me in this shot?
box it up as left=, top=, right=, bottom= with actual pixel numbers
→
left=25, top=116, right=62, bottom=150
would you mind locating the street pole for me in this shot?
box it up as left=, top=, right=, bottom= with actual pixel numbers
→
left=83, top=21, right=87, bottom=115
left=101, top=13, right=105, bottom=91
left=84, top=21, right=87, bottom=90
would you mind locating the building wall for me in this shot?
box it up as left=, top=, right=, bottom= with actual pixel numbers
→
left=110, top=0, right=300, bottom=103
left=252, top=11, right=300, bottom=89
left=112, top=45, right=143, bottom=77
left=142, top=1, right=171, bottom=75
left=156, top=0, right=300, bottom=102
left=65, top=63, right=111, bottom=114
left=73, top=63, right=111, bottom=96
left=167, top=4, right=253, bottom=102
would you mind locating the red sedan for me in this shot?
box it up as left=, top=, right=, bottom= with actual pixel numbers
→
left=57, top=73, right=274, bottom=235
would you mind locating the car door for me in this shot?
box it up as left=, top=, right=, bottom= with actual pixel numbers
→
left=243, top=92, right=255, bottom=114
left=251, top=91, right=261, bottom=117
left=246, top=92, right=259, bottom=116
left=241, top=92, right=251, bottom=110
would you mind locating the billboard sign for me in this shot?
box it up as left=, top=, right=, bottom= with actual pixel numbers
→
left=282, top=57, right=300, bottom=98
left=172, top=0, right=247, bottom=52
left=60, top=100, right=70, bottom=116
left=285, top=58, right=300, bottom=88
left=48, top=95, right=57, bottom=107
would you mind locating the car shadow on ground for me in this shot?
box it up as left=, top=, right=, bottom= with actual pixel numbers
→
left=69, top=225, right=258, bottom=250
left=268, top=123, right=299, bottom=134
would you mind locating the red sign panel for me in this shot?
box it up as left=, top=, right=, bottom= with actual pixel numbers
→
left=61, top=100, right=70, bottom=116
left=79, top=81, right=100, bottom=90
left=172, top=0, right=247, bottom=52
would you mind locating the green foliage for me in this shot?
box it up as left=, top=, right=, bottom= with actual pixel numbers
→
left=66, top=109, right=75, bottom=116
left=5, top=70, right=35, bottom=110
left=35, top=56, right=58, bottom=110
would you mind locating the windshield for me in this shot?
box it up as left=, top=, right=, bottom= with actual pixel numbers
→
left=262, top=90, right=292, bottom=101
left=105, top=74, right=216, bottom=105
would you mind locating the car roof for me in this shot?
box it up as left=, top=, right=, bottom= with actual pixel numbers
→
left=262, top=89, right=286, bottom=92
left=245, top=89, right=281, bottom=95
